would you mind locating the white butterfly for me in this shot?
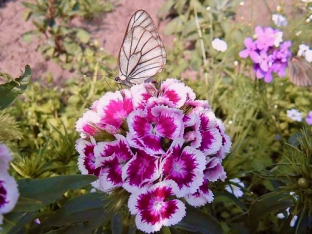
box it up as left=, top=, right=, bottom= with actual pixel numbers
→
left=115, top=9, right=167, bottom=86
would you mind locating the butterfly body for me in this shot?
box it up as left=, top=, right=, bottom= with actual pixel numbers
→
left=115, top=10, right=166, bottom=86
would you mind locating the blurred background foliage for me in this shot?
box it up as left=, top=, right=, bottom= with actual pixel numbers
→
left=0, top=0, right=312, bottom=233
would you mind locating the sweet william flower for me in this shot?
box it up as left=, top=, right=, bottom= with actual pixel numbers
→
left=128, top=181, right=186, bottom=233
left=0, top=173, right=19, bottom=230
left=0, top=143, right=19, bottom=231
left=75, top=78, right=231, bottom=233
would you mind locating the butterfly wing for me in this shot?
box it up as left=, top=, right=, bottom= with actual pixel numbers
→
left=117, top=9, right=166, bottom=86
left=125, top=10, right=166, bottom=62
left=288, top=56, right=312, bottom=87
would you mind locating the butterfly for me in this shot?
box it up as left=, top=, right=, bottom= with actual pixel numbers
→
left=114, top=9, right=166, bottom=87
left=288, top=56, right=312, bottom=87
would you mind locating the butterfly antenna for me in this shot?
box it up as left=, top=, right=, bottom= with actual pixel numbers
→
left=100, top=61, right=115, bottom=77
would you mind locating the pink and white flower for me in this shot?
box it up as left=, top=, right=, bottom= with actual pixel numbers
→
left=0, top=174, right=19, bottom=214
left=95, top=135, right=134, bottom=192
left=122, top=149, right=161, bottom=193
left=128, top=181, right=186, bottom=233
left=75, top=78, right=231, bottom=233
left=96, top=90, right=133, bottom=134
left=185, top=180, right=214, bottom=207
left=0, top=143, right=19, bottom=231
left=161, top=139, right=206, bottom=197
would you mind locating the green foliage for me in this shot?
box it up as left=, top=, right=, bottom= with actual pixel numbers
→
left=0, top=65, right=32, bottom=110
left=22, top=0, right=115, bottom=73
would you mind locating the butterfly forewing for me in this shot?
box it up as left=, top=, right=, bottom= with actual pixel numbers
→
left=117, top=9, right=166, bottom=86
left=288, top=56, right=312, bottom=87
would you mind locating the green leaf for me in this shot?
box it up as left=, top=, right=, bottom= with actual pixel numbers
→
left=76, top=29, right=90, bottom=43
left=2, top=211, right=37, bottom=234
left=31, top=192, right=109, bottom=233
left=0, top=65, right=31, bottom=110
left=248, top=192, right=294, bottom=234
left=176, top=205, right=223, bottom=234
left=14, top=174, right=97, bottom=211
left=112, top=213, right=123, bottom=234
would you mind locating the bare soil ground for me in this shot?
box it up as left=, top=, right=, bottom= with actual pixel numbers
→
left=0, top=0, right=293, bottom=82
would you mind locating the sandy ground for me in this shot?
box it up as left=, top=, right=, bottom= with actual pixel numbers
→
left=0, top=0, right=294, bottom=82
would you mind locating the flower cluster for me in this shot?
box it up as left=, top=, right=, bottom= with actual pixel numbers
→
left=239, top=26, right=292, bottom=83
left=76, top=79, right=231, bottom=233
left=0, top=144, right=19, bottom=230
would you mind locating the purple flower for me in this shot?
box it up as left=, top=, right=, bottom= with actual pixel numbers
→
left=252, top=50, right=274, bottom=71
left=240, top=26, right=293, bottom=83
left=306, top=111, right=312, bottom=125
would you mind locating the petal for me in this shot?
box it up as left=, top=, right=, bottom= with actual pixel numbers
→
left=0, top=144, right=13, bottom=172
left=199, top=127, right=223, bottom=155
left=152, top=105, right=184, bottom=139
left=130, top=83, right=153, bottom=109
left=97, top=91, right=133, bottom=134
left=216, top=119, right=232, bottom=154
left=75, top=110, right=101, bottom=138
left=264, top=71, right=273, bottom=83
left=162, top=139, right=206, bottom=197
left=239, top=49, right=250, bottom=58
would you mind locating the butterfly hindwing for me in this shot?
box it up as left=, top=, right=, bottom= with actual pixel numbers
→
left=117, top=9, right=166, bottom=86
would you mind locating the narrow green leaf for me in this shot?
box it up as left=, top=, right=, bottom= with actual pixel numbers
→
left=0, top=65, right=31, bottom=110
left=176, top=205, right=223, bottom=234
left=14, top=174, right=97, bottom=211
left=2, top=211, right=37, bottom=234
left=31, top=192, right=108, bottom=233
left=248, top=192, right=294, bottom=234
